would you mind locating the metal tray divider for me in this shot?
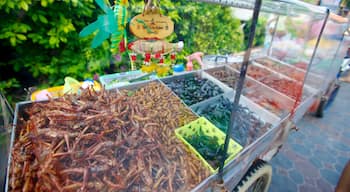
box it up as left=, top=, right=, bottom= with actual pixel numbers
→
left=160, top=70, right=231, bottom=105
left=228, top=61, right=316, bottom=101
left=224, top=92, right=281, bottom=126
left=5, top=101, right=35, bottom=191
left=252, top=61, right=303, bottom=83
left=113, top=79, right=159, bottom=91
left=226, top=64, right=297, bottom=103
left=189, top=91, right=287, bottom=191
left=203, top=66, right=289, bottom=120
left=221, top=115, right=291, bottom=188
left=116, top=79, right=200, bottom=117
left=264, top=56, right=325, bottom=88
left=255, top=57, right=321, bottom=93
left=202, top=71, right=234, bottom=93
left=204, top=65, right=240, bottom=88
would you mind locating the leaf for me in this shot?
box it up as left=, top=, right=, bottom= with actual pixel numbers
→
left=32, top=14, right=38, bottom=22
left=10, top=37, right=16, bottom=46
left=49, top=36, right=58, bottom=46
left=20, top=2, right=29, bottom=11
left=38, top=15, right=48, bottom=24
left=95, top=0, right=112, bottom=14
left=41, top=0, right=48, bottom=7
left=91, top=30, right=109, bottom=48
left=16, top=34, right=27, bottom=41
left=79, top=20, right=101, bottom=37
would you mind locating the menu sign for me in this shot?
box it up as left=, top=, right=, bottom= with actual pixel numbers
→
left=130, top=13, right=174, bottom=39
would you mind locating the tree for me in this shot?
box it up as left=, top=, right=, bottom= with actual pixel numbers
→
left=0, top=0, right=243, bottom=102
left=0, top=0, right=110, bottom=100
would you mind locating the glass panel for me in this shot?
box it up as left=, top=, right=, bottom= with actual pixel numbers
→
left=304, top=14, right=349, bottom=93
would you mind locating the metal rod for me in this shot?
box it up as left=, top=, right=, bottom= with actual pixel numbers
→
left=218, top=0, right=262, bottom=180
left=290, top=9, right=330, bottom=115
left=192, top=0, right=328, bottom=14
left=267, top=15, right=280, bottom=56
left=0, top=92, right=13, bottom=118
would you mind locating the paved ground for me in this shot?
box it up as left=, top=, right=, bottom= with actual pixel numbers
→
left=269, top=82, right=350, bottom=192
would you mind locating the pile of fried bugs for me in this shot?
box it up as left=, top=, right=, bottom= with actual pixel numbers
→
left=9, top=83, right=210, bottom=192
left=163, top=75, right=224, bottom=106
left=193, top=96, right=271, bottom=146
left=255, top=58, right=305, bottom=82
left=207, top=69, right=239, bottom=89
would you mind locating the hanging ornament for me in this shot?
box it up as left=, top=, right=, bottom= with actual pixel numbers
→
left=79, top=0, right=129, bottom=53
left=127, top=0, right=184, bottom=75
left=128, top=40, right=183, bottom=55
left=145, top=53, right=151, bottom=62
left=130, top=52, right=137, bottom=62
left=154, top=52, right=161, bottom=59
left=170, top=52, right=176, bottom=65
left=159, top=56, right=164, bottom=65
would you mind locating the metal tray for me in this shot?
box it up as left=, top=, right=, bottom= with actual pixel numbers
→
left=161, top=70, right=233, bottom=93
left=255, top=56, right=323, bottom=94
left=190, top=93, right=289, bottom=191
left=206, top=65, right=259, bottom=90
left=117, top=79, right=201, bottom=116
left=205, top=65, right=294, bottom=118
left=160, top=70, right=233, bottom=107
left=191, top=92, right=280, bottom=129
left=221, top=116, right=291, bottom=191
left=242, top=78, right=295, bottom=119
left=5, top=101, right=37, bottom=192
left=5, top=86, right=204, bottom=192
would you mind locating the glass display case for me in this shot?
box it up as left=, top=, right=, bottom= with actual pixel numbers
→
left=201, top=0, right=330, bottom=122
left=4, top=0, right=332, bottom=191
left=186, top=0, right=330, bottom=191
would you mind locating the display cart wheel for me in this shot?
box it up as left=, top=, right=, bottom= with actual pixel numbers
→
left=315, top=97, right=326, bottom=118
left=233, top=159, right=272, bottom=192
left=315, top=82, right=340, bottom=118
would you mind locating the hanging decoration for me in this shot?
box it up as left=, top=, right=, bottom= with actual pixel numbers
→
left=79, top=0, right=129, bottom=56
left=79, top=0, right=183, bottom=75
left=128, top=0, right=184, bottom=76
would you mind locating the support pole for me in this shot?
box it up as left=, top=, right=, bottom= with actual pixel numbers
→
left=218, top=0, right=262, bottom=181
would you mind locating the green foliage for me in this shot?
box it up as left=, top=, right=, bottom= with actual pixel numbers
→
left=127, top=0, right=244, bottom=65
left=243, top=17, right=266, bottom=49
left=0, top=78, right=21, bottom=105
left=0, top=79, right=20, bottom=93
left=0, top=0, right=243, bottom=103
left=0, top=0, right=110, bottom=89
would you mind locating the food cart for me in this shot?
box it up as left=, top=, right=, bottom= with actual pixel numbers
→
left=2, top=0, right=348, bottom=191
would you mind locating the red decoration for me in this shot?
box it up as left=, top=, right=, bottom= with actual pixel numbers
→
left=131, top=53, right=137, bottom=61
left=145, top=53, right=151, bottom=62
left=127, top=42, right=134, bottom=50
left=154, top=53, right=161, bottom=59
left=170, top=52, right=176, bottom=60
left=159, top=57, right=164, bottom=64
left=119, top=39, right=126, bottom=53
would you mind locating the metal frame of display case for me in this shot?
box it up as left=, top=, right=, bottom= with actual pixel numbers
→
left=0, top=93, right=13, bottom=190
left=191, top=0, right=330, bottom=191
left=4, top=1, right=334, bottom=192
